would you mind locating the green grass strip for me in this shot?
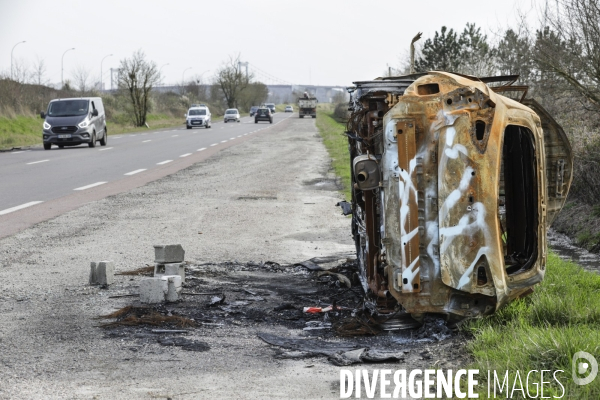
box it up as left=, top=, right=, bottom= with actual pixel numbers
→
left=464, top=253, right=600, bottom=398
left=315, top=107, right=351, bottom=200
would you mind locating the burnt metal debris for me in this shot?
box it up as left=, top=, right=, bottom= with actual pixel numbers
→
left=345, top=71, right=573, bottom=322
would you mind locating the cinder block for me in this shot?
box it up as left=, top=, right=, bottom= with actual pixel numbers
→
left=153, top=263, right=185, bottom=283
left=89, top=261, right=115, bottom=285
left=139, top=278, right=168, bottom=303
left=165, top=263, right=185, bottom=283
left=153, top=244, right=185, bottom=263
left=162, top=275, right=182, bottom=302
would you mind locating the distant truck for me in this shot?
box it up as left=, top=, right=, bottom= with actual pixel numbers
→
left=298, top=97, right=317, bottom=118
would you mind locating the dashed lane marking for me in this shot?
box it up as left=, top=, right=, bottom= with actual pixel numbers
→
left=124, top=169, right=147, bottom=176
left=74, top=182, right=106, bottom=191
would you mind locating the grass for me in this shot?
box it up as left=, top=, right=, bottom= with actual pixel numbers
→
left=463, top=253, right=600, bottom=398
left=315, top=105, right=351, bottom=200
left=314, top=104, right=600, bottom=399
left=0, top=113, right=184, bottom=150
left=0, top=115, right=42, bottom=149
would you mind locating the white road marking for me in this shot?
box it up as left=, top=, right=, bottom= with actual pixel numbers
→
left=26, top=159, right=49, bottom=165
left=197, top=148, right=206, bottom=152
left=74, top=182, right=106, bottom=191
left=172, top=135, right=179, bottom=137
left=142, top=140, right=151, bottom=143
left=237, top=135, right=242, bottom=138
left=221, top=140, right=228, bottom=143
left=0, top=201, right=43, bottom=216
left=157, top=160, right=173, bottom=165
left=244, top=133, right=248, bottom=136
left=180, top=153, right=192, bottom=157
left=124, top=169, right=146, bottom=176
left=98, top=147, right=113, bottom=151
left=210, top=143, right=218, bottom=147
left=11, top=150, right=30, bottom=154
left=229, top=137, right=235, bottom=140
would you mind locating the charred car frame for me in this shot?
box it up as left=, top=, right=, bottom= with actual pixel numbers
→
left=346, top=72, right=573, bottom=323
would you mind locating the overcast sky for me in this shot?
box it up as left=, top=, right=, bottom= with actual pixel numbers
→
left=0, top=0, right=540, bottom=89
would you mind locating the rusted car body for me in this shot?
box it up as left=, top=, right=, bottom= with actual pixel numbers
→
left=346, top=72, right=573, bottom=322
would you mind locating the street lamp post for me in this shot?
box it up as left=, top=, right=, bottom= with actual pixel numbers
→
left=100, top=54, right=113, bottom=91
left=181, top=67, right=192, bottom=94
left=158, top=63, right=169, bottom=85
left=11, top=41, right=26, bottom=81
left=61, top=48, right=75, bottom=88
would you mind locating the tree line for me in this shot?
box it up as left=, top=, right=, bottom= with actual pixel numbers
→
left=411, top=0, right=600, bottom=206
left=0, top=51, right=269, bottom=128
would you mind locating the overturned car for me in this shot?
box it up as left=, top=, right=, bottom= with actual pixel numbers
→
left=346, top=72, right=573, bottom=323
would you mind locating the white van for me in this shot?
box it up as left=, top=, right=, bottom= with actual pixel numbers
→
left=185, top=105, right=211, bottom=129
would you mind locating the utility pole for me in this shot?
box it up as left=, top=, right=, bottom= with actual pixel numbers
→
left=410, top=32, right=422, bottom=74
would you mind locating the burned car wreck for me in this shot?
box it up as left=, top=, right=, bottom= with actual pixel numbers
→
left=346, top=71, right=573, bottom=323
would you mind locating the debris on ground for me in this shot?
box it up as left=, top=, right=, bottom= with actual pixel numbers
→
left=258, top=333, right=407, bottom=366
left=115, top=265, right=154, bottom=276
left=96, top=255, right=464, bottom=366
left=97, top=306, right=195, bottom=328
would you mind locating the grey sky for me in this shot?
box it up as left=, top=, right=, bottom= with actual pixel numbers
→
left=0, top=0, right=538, bottom=88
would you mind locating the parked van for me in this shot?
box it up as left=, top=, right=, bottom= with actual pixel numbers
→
left=41, top=97, right=107, bottom=150
left=185, top=105, right=211, bottom=129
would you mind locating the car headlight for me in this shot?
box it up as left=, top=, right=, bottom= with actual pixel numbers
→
left=78, top=120, right=89, bottom=128
left=43, top=121, right=51, bottom=130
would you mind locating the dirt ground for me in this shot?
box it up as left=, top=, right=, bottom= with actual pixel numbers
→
left=0, top=117, right=469, bottom=399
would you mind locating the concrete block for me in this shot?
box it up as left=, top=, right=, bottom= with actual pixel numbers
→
left=154, top=263, right=185, bottom=282
left=153, top=244, right=185, bottom=263
left=165, top=263, right=185, bottom=283
left=162, top=275, right=182, bottom=302
left=139, top=278, right=168, bottom=303
left=89, top=261, right=115, bottom=285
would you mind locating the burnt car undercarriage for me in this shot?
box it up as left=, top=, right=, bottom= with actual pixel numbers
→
left=346, top=71, right=573, bottom=324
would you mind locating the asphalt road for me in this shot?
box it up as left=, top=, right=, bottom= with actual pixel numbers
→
left=0, top=113, right=293, bottom=236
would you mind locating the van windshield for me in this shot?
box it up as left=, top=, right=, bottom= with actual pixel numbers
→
left=48, top=100, right=89, bottom=117
left=189, top=109, right=206, bottom=116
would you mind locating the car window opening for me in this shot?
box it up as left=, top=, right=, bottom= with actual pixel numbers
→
left=499, top=125, right=538, bottom=275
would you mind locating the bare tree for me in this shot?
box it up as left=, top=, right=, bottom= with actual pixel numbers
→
left=30, top=56, right=48, bottom=86
left=533, top=0, right=600, bottom=112
left=11, top=58, right=29, bottom=84
left=215, top=54, right=252, bottom=108
left=117, top=50, right=159, bottom=127
left=72, top=65, right=91, bottom=93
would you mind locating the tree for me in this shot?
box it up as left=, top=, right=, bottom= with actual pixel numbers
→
left=72, top=65, right=91, bottom=93
left=30, top=56, right=48, bottom=86
left=458, top=23, right=495, bottom=76
left=495, top=29, right=534, bottom=81
left=118, top=50, right=159, bottom=127
left=215, top=54, right=252, bottom=108
left=415, top=26, right=462, bottom=72
left=238, top=82, right=269, bottom=111
left=532, top=0, right=600, bottom=112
